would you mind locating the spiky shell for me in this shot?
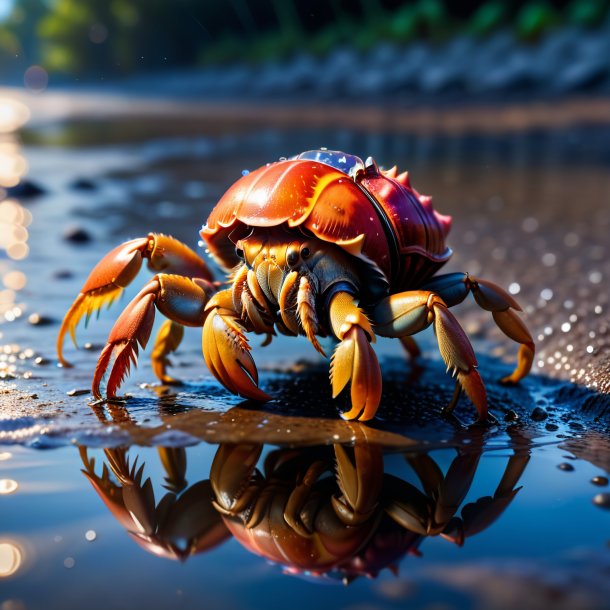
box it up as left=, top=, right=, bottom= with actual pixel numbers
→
left=201, top=155, right=452, bottom=302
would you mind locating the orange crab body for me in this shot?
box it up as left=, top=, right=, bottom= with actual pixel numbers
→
left=58, top=150, right=535, bottom=422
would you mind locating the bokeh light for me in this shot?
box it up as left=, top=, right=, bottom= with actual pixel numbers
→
left=0, top=542, right=22, bottom=578
left=0, top=479, right=19, bottom=494
left=23, top=65, right=48, bottom=93
left=0, top=99, right=30, bottom=134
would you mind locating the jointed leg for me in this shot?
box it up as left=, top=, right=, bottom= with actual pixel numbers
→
left=420, top=273, right=535, bottom=384
left=93, top=274, right=214, bottom=399
left=151, top=320, right=184, bottom=384
left=58, top=233, right=213, bottom=374
left=372, top=290, right=488, bottom=421
left=328, top=291, right=382, bottom=421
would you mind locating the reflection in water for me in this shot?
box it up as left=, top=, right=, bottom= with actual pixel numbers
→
left=0, top=478, right=18, bottom=494
left=81, top=438, right=530, bottom=583
left=0, top=541, right=22, bottom=578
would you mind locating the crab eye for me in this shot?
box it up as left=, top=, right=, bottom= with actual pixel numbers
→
left=287, top=248, right=299, bottom=266
left=235, top=247, right=244, bottom=260
left=300, top=246, right=311, bottom=259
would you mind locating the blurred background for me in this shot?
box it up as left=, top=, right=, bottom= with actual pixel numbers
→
left=1, top=0, right=610, bottom=99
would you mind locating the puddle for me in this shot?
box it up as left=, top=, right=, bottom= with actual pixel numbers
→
left=0, top=93, right=609, bottom=608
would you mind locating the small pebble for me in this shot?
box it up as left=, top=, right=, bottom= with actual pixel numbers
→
left=34, top=356, right=50, bottom=365
left=504, top=409, right=519, bottom=422
left=53, top=270, right=73, bottom=279
left=558, top=462, right=575, bottom=471
left=67, top=388, right=89, bottom=397
left=70, top=178, right=97, bottom=191
left=531, top=407, right=548, bottom=421
left=592, top=493, right=610, bottom=510
left=63, top=226, right=92, bottom=243
left=569, top=422, right=584, bottom=431
left=592, top=476, right=609, bottom=487
left=545, top=423, right=559, bottom=431
left=6, top=179, right=46, bottom=198
left=28, top=313, right=54, bottom=326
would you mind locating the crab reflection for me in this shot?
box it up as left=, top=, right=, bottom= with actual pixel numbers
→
left=80, top=437, right=529, bottom=581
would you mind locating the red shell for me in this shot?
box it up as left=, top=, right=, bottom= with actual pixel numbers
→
left=201, top=157, right=452, bottom=296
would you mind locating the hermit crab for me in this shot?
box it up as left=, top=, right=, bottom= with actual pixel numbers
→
left=57, top=149, right=535, bottom=422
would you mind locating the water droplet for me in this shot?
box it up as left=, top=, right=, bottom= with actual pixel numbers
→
left=63, top=557, right=75, bottom=569
left=542, top=253, right=556, bottom=267
left=540, top=289, right=553, bottom=301
left=561, top=322, right=571, bottom=333
left=241, top=169, right=250, bottom=176
left=592, top=493, right=610, bottom=510
left=522, top=217, right=539, bottom=232
left=508, top=282, right=520, bottom=295
left=589, top=271, right=602, bottom=284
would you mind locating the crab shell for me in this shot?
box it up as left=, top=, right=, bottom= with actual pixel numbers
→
left=201, top=158, right=452, bottom=303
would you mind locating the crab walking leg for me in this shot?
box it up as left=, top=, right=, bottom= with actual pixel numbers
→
left=92, top=274, right=214, bottom=399
left=328, top=291, right=382, bottom=421
left=58, top=233, right=213, bottom=367
left=202, top=290, right=271, bottom=403
left=372, top=290, right=488, bottom=421
left=420, top=273, right=535, bottom=384
left=150, top=320, right=185, bottom=384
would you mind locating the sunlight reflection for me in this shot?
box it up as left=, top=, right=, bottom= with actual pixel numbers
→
left=0, top=141, right=28, bottom=188
left=0, top=99, right=30, bottom=134
left=0, top=541, right=23, bottom=578
left=0, top=479, right=18, bottom=494
left=0, top=198, right=30, bottom=323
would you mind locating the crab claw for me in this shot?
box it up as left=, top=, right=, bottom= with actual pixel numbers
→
left=58, top=238, right=149, bottom=367
left=331, top=444, right=383, bottom=525
left=210, top=443, right=263, bottom=518
left=92, top=283, right=158, bottom=399
left=331, top=326, right=382, bottom=422
left=202, top=306, right=271, bottom=403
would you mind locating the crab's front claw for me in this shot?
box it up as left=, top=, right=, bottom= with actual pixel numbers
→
left=58, top=238, right=149, bottom=366
left=203, top=294, right=271, bottom=403
left=331, top=444, right=383, bottom=525
left=92, top=286, right=157, bottom=400
left=58, top=234, right=212, bottom=367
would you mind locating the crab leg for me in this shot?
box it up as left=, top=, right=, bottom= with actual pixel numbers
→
left=420, top=273, right=535, bottom=384
left=203, top=290, right=271, bottom=403
left=92, top=274, right=214, bottom=399
left=459, top=450, right=529, bottom=540
left=372, top=291, right=488, bottom=422
left=58, top=233, right=212, bottom=367
left=328, top=291, right=382, bottom=421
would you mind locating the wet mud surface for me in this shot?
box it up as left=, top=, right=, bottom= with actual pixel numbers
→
left=0, top=93, right=609, bottom=609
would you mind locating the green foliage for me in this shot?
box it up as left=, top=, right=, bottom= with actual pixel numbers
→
left=566, top=0, right=609, bottom=27
left=516, top=2, right=560, bottom=41
left=1, top=0, right=609, bottom=76
left=468, top=2, right=508, bottom=38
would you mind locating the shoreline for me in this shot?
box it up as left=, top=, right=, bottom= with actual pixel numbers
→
left=2, top=87, right=610, bottom=135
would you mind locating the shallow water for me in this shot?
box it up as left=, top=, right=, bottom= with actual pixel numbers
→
left=1, top=93, right=610, bottom=609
